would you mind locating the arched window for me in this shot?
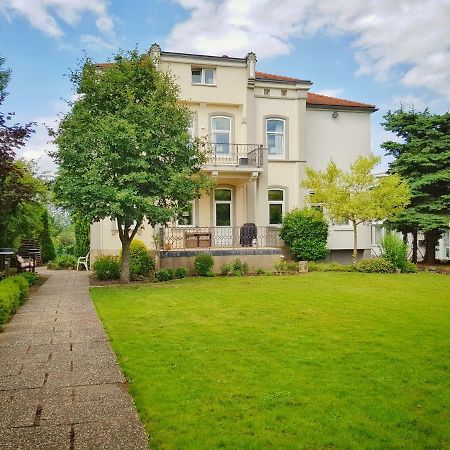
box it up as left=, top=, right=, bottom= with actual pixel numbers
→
left=268, top=189, right=285, bottom=225
left=211, top=116, right=231, bottom=154
left=266, top=118, right=285, bottom=158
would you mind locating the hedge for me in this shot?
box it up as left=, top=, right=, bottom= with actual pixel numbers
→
left=0, top=275, right=30, bottom=326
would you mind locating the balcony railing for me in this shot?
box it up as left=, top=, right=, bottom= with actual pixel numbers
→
left=203, top=144, right=264, bottom=168
left=160, top=226, right=282, bottom=250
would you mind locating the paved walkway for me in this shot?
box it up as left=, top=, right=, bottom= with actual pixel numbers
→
left=0, top=269, right=148, bottom=449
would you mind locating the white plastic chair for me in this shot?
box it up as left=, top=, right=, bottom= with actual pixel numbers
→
left=76, top=251, right=90, bottom=271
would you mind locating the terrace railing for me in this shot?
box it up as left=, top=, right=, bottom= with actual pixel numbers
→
left=203, top=144, right=264, bottom=168
left=160, top=226, right=282, bottom=251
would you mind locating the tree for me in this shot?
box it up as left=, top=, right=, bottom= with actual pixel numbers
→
left=382, top=108, right=450, bottom=264
left=279, top=208, right=329, bottom=261
left=53, top=49, right=208, bottom=282
left=302, top=155, right=410, bottom=262
left=0, top=55, right=37, bottom=246
left=39, top=210, right=56, bottom=263
left=72, top=212, right=90, bottom=257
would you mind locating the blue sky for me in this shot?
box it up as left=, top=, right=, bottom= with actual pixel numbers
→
left=1, top=0, right=449, bottom=174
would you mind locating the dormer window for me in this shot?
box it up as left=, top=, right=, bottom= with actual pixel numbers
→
left=192, top=67, right=215, bottom=85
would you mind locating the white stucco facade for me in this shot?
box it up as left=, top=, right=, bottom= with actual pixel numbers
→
left=91, top=46, right=377, bottom=262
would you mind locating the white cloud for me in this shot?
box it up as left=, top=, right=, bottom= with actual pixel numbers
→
left=1, top=0, right=114, bottom=37
left=167, top=0, right=450, bottom=100
left=80, top=34, right=115, bottom=51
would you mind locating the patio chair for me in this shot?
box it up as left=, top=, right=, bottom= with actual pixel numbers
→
left=77, top=251, right=90, bottom=271
left=17, top=255, right=33, bottom=272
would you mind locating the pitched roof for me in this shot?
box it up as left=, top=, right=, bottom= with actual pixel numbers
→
left=255, top=71, right=302, bottom=82
left=306, top=92, right=376, bottom=109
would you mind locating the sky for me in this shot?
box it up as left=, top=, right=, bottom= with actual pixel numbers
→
left=1, top=0, right=449, bottom=175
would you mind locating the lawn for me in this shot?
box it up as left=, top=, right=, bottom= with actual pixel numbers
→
left=91, top=272, right=450, bottom=449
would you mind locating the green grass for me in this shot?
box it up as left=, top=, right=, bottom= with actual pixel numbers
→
left=91, top=273, right=450, bottom=449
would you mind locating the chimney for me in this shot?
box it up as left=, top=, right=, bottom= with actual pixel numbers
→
left=246, top=52, right=257, bottom=79
left=149, top=43, right=161, bottom=66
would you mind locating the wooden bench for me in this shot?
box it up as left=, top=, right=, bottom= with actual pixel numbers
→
left=17, top=255, right=33, bottom=272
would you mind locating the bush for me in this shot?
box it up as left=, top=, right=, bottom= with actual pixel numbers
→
left=401, top=261, right=418, bottom=273
left=174, top=267, right=188, bottom=279
left=194, top=253, right=214, bottom=276
left=92, top=256, right=121, bottom=280
left=10, top=275, right=29, bottom=302
left=308, top=262, right=356, bottom=272
left=220, top=259, right=249, bottom=276
left=280, top=208, right=329, bottom=261
left=380, top=233, right=408, bottom=270
left=20, top=272, right=39, bottom=286
left=128, top=240, right=155, bottom=280
left=274, top=260, right=300, bottom=274
left=355, top=258, right=395, bottom=273
left=0, top=277, right=24, bottom=325
left=156, top=269, right=174, bottom=282
left=73, top=212, right=90, bottom=258
left=254, top=268, right=267, bottom=276
left=48, top=254, right=77, bottom=270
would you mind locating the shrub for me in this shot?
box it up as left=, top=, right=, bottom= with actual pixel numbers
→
left=280, top=208, right=329, bottom=261
left=174, top=267, right=188, bottom=279
left=355, top=258, right=395, bottom=273
left=10, top=275, right=29, bottom=302
left=380, top=233, right=408, bottom=270
left=49, top=254, right=77, bottom=270
left=156, top=269, right=174, bottom=282
left=40, top=210, right=56, bottom=263
left=20, top=272, right=39, bottom=286
left=73, top=212, right=90, bottom=258
left=221, top=259, right=249, bottom=276
left=220, top=263, right=232, bottom=276
left=401, top=261, right=418, bottom=273
left=0, top=277, right=21, bottom=325
left=254, top=268, right=267, bottom=276
left=308, top=262, right=356, bottom=272
left=128, top=240, right=155, bottom=280
left=92, top=256, right=121, bottom=280
left=274, top=260, right=300, bottom=274
left=194, top=253, right=214, bottom=276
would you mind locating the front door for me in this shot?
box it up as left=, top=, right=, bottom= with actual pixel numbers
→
left=214, top=188, right=233, bottom=247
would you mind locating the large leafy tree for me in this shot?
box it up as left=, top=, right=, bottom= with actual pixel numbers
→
left=0, top=55, right=41, bottom=247
left=53, top=50, right=208, bottom=282
left=302, top=155, right=410, bottom=262
left=382, top=108, right=450, bottom=264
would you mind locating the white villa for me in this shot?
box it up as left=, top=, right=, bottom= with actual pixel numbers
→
left=90, top=44, right=379, bottom=269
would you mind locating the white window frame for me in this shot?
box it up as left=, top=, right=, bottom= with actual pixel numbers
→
left=265, top=118, right=285, bottom=159
left=176, top=201, right=195, bottom=227
left=211, top=115, right=232, bottom=154
left=214, top=188, right=233, bottom=227
left=268, top=188, right=285, bottom=226
left=191, top=67, right=216, bottom=85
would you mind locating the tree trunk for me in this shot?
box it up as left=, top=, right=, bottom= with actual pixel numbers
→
left=412, top=229, right=418, bottom=263
left=424, top=230, right=438, bottom=265
left=120, top=238, right=131, bottom=283
left=402, top=231, right=408, bottom=243
left=352, top=221, right=358, bottom=264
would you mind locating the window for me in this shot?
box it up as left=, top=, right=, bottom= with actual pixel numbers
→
left=268, top=189, right=284, bottom=225
left=211, top=116, right=231, bottom=154
left=372, top=224, right=384, bottom=245
left=264, top=88, right=270, bottom=96
left=333, top=218, right=350, bottom=226
left=176, top=202, right=195, bottom=226
left=215, top=189, right=232, bottom=226
left=266, top=118, right=285, bottom=158
left=281, top=89, right=287, bottom=97
left=191, top=67, right=215, bottom=85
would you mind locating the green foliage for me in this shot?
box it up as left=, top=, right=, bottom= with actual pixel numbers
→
left=174, top=267, right=188, bottom=279
left=72, top=212, right=90, bottom=257
left=194, top=253, right=214, bottom=276
left=48, top=254, right=77, bottom=270
left=0, top=277, right=21, bottom=325
left=253, top=268, right=267, bottom=276
left=40, top=210, right=56, bottom=263
left=10, top=275, right=29, bottom=300
left=54, top=227, right=75, bottom=256
left=355, top=259, right=395, bottom=273
left=19, top=271, right=39, bottom=285
left=280, top=208, right=329, bottom=261
left=402, top=261, right=418, bottom=273
left=302, top=155, right=410, bottom=261
left=273, top=260, right=300, bottom=274
left=128, top=239, right=155, bottom=280
left=156, top=269, right=174, bottom=282
left=382, top=108, right=450, bottom=263
left=380, top=233, right=408, bottom=270
left=308, top=262, right=356, bottom=272
left=92, top=256, right=121, bottom=280
left=53, top=49, right=209, bottom=282
left=220, top=259, right=249, bottom=276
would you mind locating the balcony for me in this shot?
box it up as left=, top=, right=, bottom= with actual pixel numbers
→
left=160, top=226, right=282, bottom=251
left=203, top=144, right=264, bottom=168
